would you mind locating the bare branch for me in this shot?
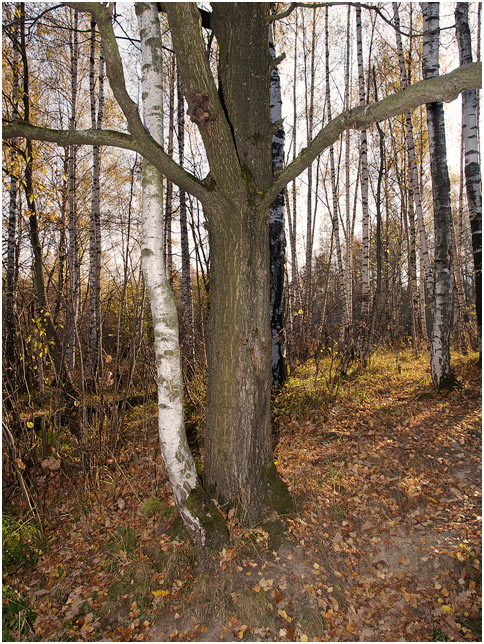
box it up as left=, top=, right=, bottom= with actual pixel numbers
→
left=2, top=120, right=209, bottom=201
left=263, top=62, right=482, bottom=207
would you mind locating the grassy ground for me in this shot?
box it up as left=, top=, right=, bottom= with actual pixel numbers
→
left=2, top=349, right=481, bottom=642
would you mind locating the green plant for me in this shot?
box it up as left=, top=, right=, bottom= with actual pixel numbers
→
left=2, top=514, right=44, bottom=570
left=107, top=525, right=138, bottom=557
left=2, top=584, right=36, bottom=641
left=141, top=496, right=163, bottom=516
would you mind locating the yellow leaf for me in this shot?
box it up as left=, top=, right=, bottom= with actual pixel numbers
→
left=426, top=496, right=438, bottom=504
left=152, top=589, right=169, bottom=598
left=300, top=635, right=309, bottom=642
left=441, top=605, right=453, bottom=613
left=278, top=609, right=292, bottom=623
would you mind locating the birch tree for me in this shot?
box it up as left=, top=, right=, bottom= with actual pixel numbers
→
left=394, top=3, right=434, bottom=335
left=135, top=3, right=225, bottom=548
left=86, top=19, right=104, bottom=385
left=269, top=22, right=287, bottom=387
left=455, top=2, right=482, bottom=355
left=422, top=2, right=455, bottom=389
left=355, top=5, right=370, bottom=361
left=65, top=8, right=80, bottom=376
left=4, top=1, right=480, bottom=536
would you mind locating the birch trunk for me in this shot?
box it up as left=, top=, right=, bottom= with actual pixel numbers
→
left=5, top=10, right=20, bottom=384
left=422, top=2, right=455, bottom=388
left=325, top=7, right=346, bottom=343
left=136, top=3, right=226, bottom=548
left=455, top=2, right=482, bottom=354
left=303, top=15, right=316, bottom=345
left=394, top=3, right=433, bottom=333
left=269, top=22, right=287, bottom=387
left=355, top=5, right=370, bottom=359
left=66, top=9, right=80, bottom=376
left=343, top=6, right=353, bottom=361
left=86, top=20, right=104, bottom=385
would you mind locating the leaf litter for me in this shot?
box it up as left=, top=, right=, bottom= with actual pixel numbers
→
left=5, top=351, right=481, bottom=641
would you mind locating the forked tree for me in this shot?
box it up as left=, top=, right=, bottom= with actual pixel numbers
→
left=4, top=2, right=481, bottom=546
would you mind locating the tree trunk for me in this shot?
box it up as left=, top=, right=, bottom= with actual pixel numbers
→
left=394, top=3, right=433, bottom=335
left=455, top=2, right=482, bottom=355
left=325, top=7, right=346, bottom=345
left=355, top=5, right=370, bottom=360
left=86, top=19, right=104, bottom=386
left=269, top=21, right=287, bottom=388
left=164, top=56, right=175, bottom=283
left=196, top=4, right=292, bottom=524
left=136, top=3, right=226, bottom=548
left=177, top=68, right=195, bottom=367
left=422, top=2, right=455, bottom=389
left=66, top=8, right=80, bottom=377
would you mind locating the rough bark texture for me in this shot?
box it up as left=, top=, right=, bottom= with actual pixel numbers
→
left=455, top=2, right=482, bottom=353
left=199, top=3, right=292, bottom=524
left=422, top=3, right=455, bottom=389
left=176, top=70, right=194, bottom=366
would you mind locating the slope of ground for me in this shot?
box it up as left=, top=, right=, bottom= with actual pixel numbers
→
left=2, top=350, right=481, bottom=642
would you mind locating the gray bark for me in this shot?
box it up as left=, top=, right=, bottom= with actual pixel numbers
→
left=422, top=2, right=455, bottom=388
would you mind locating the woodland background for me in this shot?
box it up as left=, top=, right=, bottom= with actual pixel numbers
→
left=2, top=2, right=482, bottom=642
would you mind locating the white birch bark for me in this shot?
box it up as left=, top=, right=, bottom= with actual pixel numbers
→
left=87, top=20, right=104, bottom=384
left=355, top=5, right=370, bottom=356
left=393, top=3, right=434, bottom=329
left=66, top=9, right=80, bottom=376
left=422, top=2, right=455, bottom=388
left=344, top=6, right=353, bottom=341
left=136, top=3, right=205, bottom=545
left=455, top=2, right=482, bottom=351
left=325, top=7, right=346, bottom=339
left=269, top=22, right=287, bottom=386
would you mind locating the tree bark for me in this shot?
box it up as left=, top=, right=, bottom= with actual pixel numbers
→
left=86, top=19, right=104, bottom=385
left=355, top=5, right=370, bottom=360
left=394, top=3, right=434, bottom=334
left=66, top=8, right=80, bottom=377
left=177, top=69, right=195, bottom=367
left=269, top=21, right=287, bottom=388
left=455, top=2, right=482, bottom=355
left=422, top=2, right=455, bottom=389
left=136, top=3, right=226, bottom=548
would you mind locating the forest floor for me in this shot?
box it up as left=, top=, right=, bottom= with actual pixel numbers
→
left=2, top=349, right=481, bottom=642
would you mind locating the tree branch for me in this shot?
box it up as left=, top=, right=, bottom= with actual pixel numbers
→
left=2, top=120, right=209, bottom=201
left=263, top=62, right=482, bottom=207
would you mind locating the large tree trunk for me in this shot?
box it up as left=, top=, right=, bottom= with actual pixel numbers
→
left=196, top=3, right=292, bottom=524
left=455, top=2, right=482, bottom=355
left=422, top=2, right=455, bottom=389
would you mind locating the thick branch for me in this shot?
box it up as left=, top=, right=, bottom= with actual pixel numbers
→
left=264, top=62, right=482, bottom=207
left=2, top=120, right=208, bottom=201
left=165, top=3, right=244, bottom=198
